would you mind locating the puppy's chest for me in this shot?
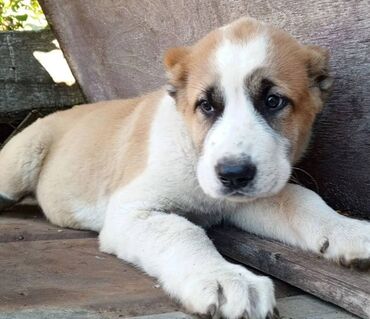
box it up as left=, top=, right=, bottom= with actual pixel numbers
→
left=143, top=162, right=230, bottom=225
left=122, top=148, right=226, bottom=218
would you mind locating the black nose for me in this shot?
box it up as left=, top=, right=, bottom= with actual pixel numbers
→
left=216, top=160, right=257, bottom=189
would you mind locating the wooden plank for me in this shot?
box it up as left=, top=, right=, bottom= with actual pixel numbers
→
left=0, top=206, right=302, bottom=291
left=126, top=313, right=193, bottom=319
left=129, top=296, right=360, bottom=318
left=0, top=238, right=180, bottom=317
left=0, top=296, right=358, bottom=319
left=0, top=310, right=193, bottom=319
left=208, top=226, right=370, bottom=319
left=0, top=82, right=83, bottom=120
left=0, top=207, right=358, bottom=318
left=0, top=30, right=56, bottom=83
left=40, top=0, right=370, bottom=217
left=0, top=205, right=96, bottom=243
left=0, top=30, right=85, bottom=121
left=277, top=295, right=358, bottom=319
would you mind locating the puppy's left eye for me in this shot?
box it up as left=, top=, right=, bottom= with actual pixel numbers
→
left=198, top=99, right=215, bottom=116
left=265, top=94, right=288, bottom=111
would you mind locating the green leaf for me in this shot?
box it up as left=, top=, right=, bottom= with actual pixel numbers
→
left=0, top=0, right=47, bottom=30
left=14, top=14, right=28, bottom=21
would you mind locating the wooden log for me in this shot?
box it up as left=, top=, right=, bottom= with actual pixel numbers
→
left=209, top=226, right=370, bottom=319
left=0, top=30, right=85, bottom=122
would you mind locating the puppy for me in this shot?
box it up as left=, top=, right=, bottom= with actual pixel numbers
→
left=1, top=17, right=369, bottom=319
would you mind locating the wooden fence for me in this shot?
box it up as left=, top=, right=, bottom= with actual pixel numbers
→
left=0, top=30, right=85, bottom=143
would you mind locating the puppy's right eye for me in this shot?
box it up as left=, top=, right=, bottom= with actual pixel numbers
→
left=265, top=94, right=288, bottom=111
left=198, top=99, right=215, bottom=116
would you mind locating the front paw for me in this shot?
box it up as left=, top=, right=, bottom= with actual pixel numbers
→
left=320, top=219, right=370, bottom=270
left=172, top=263, right=277, bottom=319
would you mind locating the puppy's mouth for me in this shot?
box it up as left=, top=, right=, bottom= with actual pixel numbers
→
left=220, top=188, right=258, bottom=201
left=220, top=179, right=280, bottom=202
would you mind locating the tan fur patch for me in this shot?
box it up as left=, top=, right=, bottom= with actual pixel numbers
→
left=164, top=28, right=223, bottom=152
left=224, top=17, right=263, bottom=44
left=112, top=91, right=163, bottom=189
left=36, top=90, right=163, bottom=225
left=268, top=28, right=330, bottom=162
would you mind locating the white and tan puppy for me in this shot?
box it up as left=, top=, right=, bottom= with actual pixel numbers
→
left=1, top=17, right=370, bottom=319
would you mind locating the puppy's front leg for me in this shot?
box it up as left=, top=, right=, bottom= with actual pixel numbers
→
left=100, top=205, right=277, bottom=319
left=227, top=184, right=370, bottom=269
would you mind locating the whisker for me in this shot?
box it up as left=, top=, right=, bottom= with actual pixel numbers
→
left=289, top=175, right=303, bottom=187
left=292, top=167, right=320, bottom=192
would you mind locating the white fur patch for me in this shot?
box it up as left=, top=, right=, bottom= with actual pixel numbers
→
left=71, top=198, right=107, bottom=231
left=197, top=34, right=291, bottom=200
left=108, top=94, right=227, bottom=219
left=215, top=35, right=268, bottom=89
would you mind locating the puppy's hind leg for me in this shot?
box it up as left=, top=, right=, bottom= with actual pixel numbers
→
left=0, top=119, right=52, bottom=210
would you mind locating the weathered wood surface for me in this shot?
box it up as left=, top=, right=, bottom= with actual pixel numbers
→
left=0, top=297, right=359, bottom=319
left=40, top=0, right=370, bottom=217
left=0, top=205, right=96, bottom=243
left=209, top=226, right=370, bottom=319
left=277, top=295, right=359, bottom=319
left=0, top=30, right=85, bottom=122
left=0, top=311, right=194, bottom=319
left=0, top=205, right=359, bottom=318
left=0, top=205, right=180, bottom=317
left=0, top=238, right=180, bottom=316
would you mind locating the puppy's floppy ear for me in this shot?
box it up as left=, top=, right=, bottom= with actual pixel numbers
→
left=305, top=45, right=333, bottom=101
left=164, top=46, right=190, bottom=97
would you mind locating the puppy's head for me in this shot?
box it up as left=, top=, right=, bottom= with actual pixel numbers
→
left=164, top=17, right=332, bottom=201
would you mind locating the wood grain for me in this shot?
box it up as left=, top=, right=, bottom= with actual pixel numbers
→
left=209, top=226, right=370, bottom=319
left=0, top=205, right=357, bottom=318
left=0, top=30, right=85, bottom=122
left=0, top=205, right=306, bottom=316
left=0, top=206, right=96, bottom=243
left=0, top=238, right=180, bottom=316
left=39, top=0, right=370, bottom=217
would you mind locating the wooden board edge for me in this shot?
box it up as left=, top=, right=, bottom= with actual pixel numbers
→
left=208, top=226, right=370, bottom=319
